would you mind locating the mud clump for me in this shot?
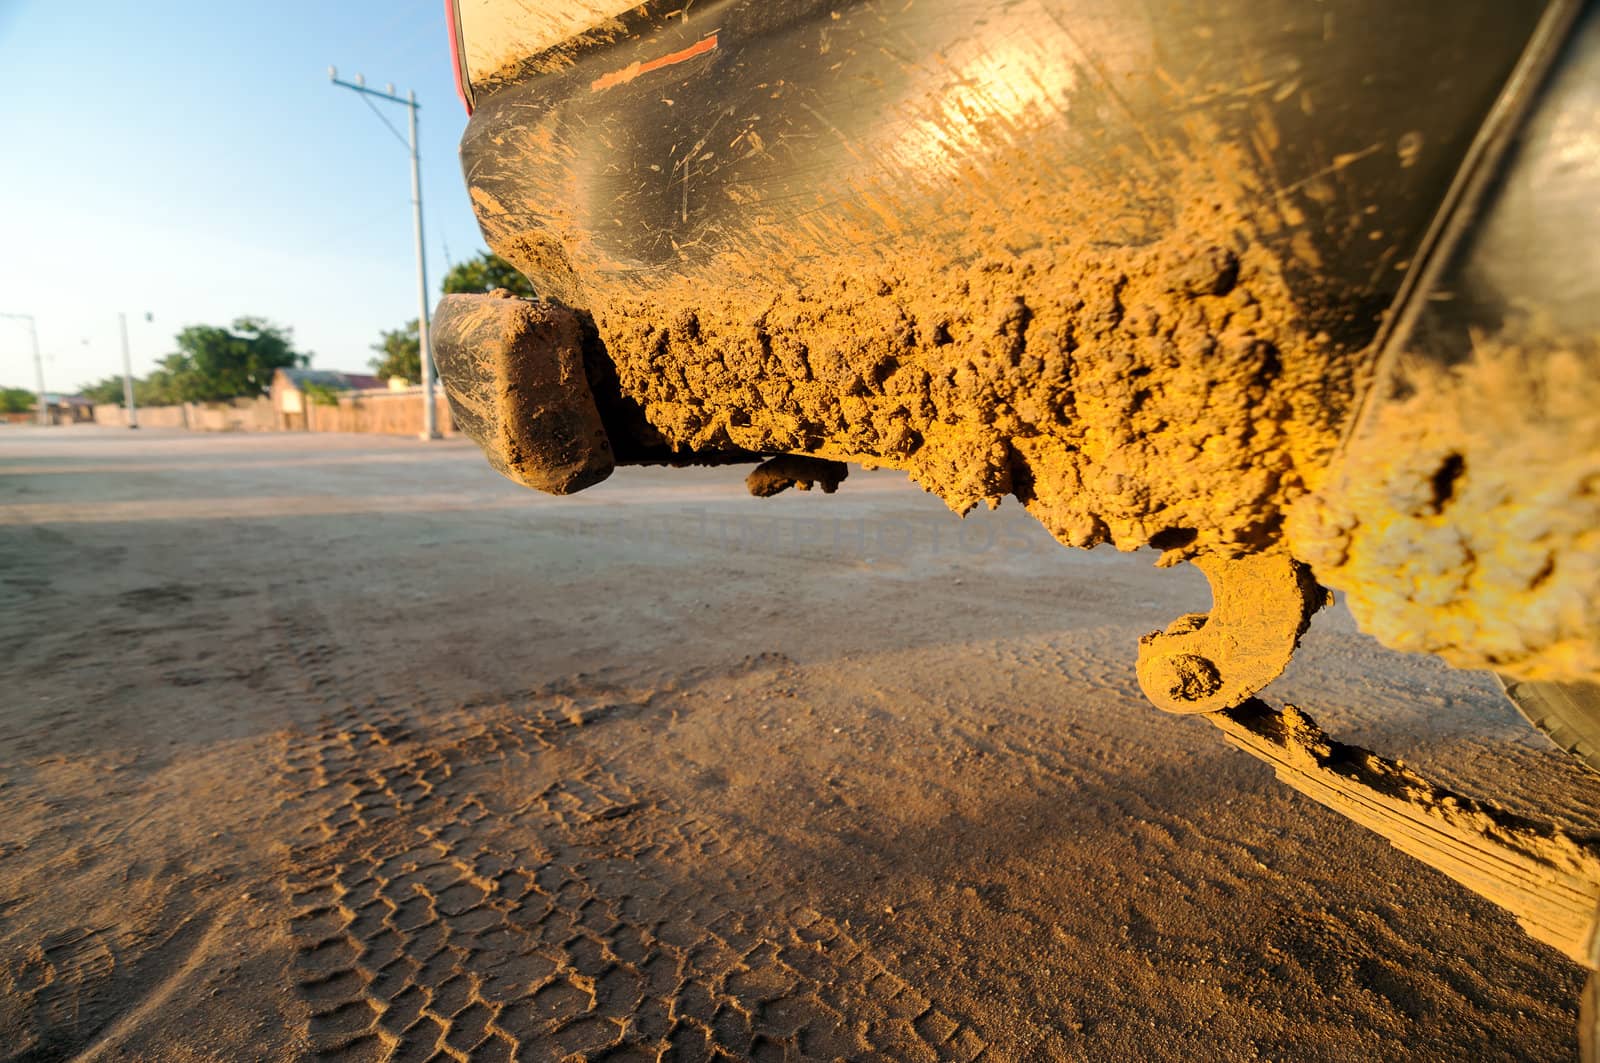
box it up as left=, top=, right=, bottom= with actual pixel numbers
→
left=745, top=455, right=848, bottom=498
left=1289, top=337, right=1600, bottom=681
left=1152, top=652, right=1223, bottom=702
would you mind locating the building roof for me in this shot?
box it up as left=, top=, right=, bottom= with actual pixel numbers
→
left=276, top=368, right=383, bottom=391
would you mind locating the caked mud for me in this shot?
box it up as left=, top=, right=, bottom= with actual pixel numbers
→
left=486, top=121, right=1362, bottom=564
left=458, top=5, right=1598, bottom=684
left=483, top=142, right=1600, bottom=682
left=1291, top=337, right=1600, bottom=681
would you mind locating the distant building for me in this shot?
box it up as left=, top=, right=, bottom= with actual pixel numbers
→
left=49, top=394, right=95, bottom=425
left=271, top=368, right=383, bottom=430
left=3, top=394, right=94, bottom=426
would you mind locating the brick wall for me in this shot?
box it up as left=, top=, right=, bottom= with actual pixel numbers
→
left=90, top=390, right=453, bottom=437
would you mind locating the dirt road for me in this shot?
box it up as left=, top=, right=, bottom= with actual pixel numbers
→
left=1, top=427, right=1593, bottom=1061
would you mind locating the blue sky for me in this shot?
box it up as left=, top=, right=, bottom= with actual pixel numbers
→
left=0, top=0, right=487, bottom=392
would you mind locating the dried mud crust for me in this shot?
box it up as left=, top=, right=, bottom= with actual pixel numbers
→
left=495, top=127, right=1361, bottom=563
left=1289, top=337, right=1600, bottom=681
left=276, top=695, right=986, bottom=1063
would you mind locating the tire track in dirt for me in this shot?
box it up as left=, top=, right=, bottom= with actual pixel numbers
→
left=268, top=596, right=986, bottom=1062
left=764, top=634, right=1582, bottom=1058
left=3, top=926, right=120, bottom=1059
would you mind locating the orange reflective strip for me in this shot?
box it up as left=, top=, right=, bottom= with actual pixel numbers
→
left=591, top=33, right=719, bottom=93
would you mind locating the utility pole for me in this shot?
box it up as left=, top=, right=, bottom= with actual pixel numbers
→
left=0, top=312, right=46, bottom=426
left=329, top=68, right=439, bottom=440
left=118, top=312, right=139, bottom=429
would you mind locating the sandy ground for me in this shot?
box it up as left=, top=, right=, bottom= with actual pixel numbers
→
left=1, top=426, right=1595, bottom=1063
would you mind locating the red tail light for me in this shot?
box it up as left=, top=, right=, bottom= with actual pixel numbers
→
left=445, top=0, right=473, bottom=114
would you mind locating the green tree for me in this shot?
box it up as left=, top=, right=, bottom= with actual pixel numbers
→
left=80, top=377, right=126, bottom=405
left=370, top=320, right=420, bottom=384
left=162, top=317, right=307, bottom=402
left=442, top=252, right=535, bottom=297
left=135, top=360, right=183, bottom=406
left=68, top=319, right=302, bottom=407
left=0, top=387, right=35, bottom=414
left=369, top=254, right=534, bottom=385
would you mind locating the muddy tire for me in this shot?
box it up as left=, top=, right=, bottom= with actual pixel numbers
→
left=1499, top=676, right=1600, bottom=775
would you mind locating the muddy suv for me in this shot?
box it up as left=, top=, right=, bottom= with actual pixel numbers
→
left=433, top=0, right=1600, bottom=1050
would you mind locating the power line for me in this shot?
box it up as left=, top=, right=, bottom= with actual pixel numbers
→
left=360, top=92, right=412, bottom=152
left=329, top=68, right=439, bottom=441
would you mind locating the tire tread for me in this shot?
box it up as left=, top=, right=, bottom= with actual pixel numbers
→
left=1499, top=676, right=1600, bottom=775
